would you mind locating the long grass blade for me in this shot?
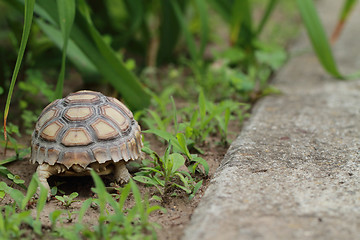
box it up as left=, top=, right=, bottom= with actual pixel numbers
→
left=296, top=0, right=343, bottom=79
left=171, top=1, right=199, bottom=63
left=36, top=19, right=97, bottom=74
left=3, top=0, right=35, bottom=140
left=82, top=18, right=150, bottom=109
left=207, top=0, right=232, bottom=23
left=156, top=1, right=182, bottom=65
left=230, top=0, right=245, bottom=45
left=230, top=0, right=253, bottom=47
left=194, top=0, right=209, bottom=58
left=331, top=0, right=357, bottom=44
left=256, top=0, right=278, bottom=36
left=30, top=0, right=150, bottom=110
left=54, top=0, right=76, bottom=100
left=123, top=0, right=144, bottom=43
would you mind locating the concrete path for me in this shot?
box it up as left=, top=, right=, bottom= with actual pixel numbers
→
left=183, top=1, right=360, bottom=239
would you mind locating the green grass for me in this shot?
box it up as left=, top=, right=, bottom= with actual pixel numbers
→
left=3, top=0, right=34, bottom=142
left=54, top=0, right=75, bottom=100
left=0, top=172, right=162, bottom=239
left=297, top=0, right=360, bottom=79
left=2, top=0, right=359, bottom=238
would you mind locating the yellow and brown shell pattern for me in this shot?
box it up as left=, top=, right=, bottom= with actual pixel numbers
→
left=30, top=90, right=143, bottom=169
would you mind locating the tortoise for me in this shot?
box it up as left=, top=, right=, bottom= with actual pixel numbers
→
left=30, top=90, right=143, bottom=195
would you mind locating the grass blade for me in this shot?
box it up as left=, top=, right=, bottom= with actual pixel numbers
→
left=36, top=19, right=97, bottom=74
left=0, top=182, right=24, bottom=207
left=3, top=0, right=35, bottom=139
left=0, top=147, right=30, bottom=165
left=75, top=1, right=150, bottom=110
left=118, top=181, right=131, bottom=210
left=194, top=0, right=209, bottom=58
left=123, top=0, right=145, bottom=44
left=171, top=96, right=178, bottom=134
left=157, top=1, right=183, bottom=65
left=176, top=133, right=191, bottom=159
left=129, top=179, right=147, bottom=222
left=198, top=89, right=206, bottom=120
left=192, top=156, right=209, bottom=175
left=90, top=170, right=108, bottom=218
left=256, top=0, right=278, bottom=36
left=230, top=0, right=252, bottom=46
left=331, top=0, right=357, bottom=43
left=171, top=0, right=199, bottom=62
left=54, top=0, right=76, bottom=100
left=207, top=0, right=232, bottom=23
left=21, top=174, right=38, bottom=209
left=11, top=0, right=151, bottom=110
left=296, top=0, right=343, bottom=79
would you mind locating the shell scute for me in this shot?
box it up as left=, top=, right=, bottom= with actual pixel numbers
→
left=36, top=108, right=59, bottom=132
left=108, top=97, right=134, bottom=119
left=60, top=151, right=94, bottom=169
left=64, top=106, right=94, bottom=121
left=92, top=147, right=110, bottom=164
left=64, top=91, right=100, bottom=105
left=90, top=119, right=119, bottom=140
left=61, top=127, right=93, bottom=146
left=40, top=121, right=64, bottom=141
left=101, top=105, right=130, bottom=131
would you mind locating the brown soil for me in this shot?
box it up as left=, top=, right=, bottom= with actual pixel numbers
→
left=0, top=122, right=237, bottom=240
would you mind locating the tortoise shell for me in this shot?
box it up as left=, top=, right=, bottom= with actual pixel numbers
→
left=30, top=90, right=143, bottom=169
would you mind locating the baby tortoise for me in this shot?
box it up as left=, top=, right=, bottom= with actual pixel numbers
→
left=30, top=90, right=143, bottom=196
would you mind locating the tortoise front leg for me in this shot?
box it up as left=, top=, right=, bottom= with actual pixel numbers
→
left=114, top=161, right=131, bottom=184
left=36, top=163, right=65, bottom=199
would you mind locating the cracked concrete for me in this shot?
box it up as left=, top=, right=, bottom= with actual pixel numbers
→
left=182, top=0, right=360, bottom=239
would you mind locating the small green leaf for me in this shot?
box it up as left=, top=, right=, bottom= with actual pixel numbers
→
left=133, top=176, right=163, bottom=187
left=176, top=133, right=191, bottom=159
left=144, top=129, right=182, bottom=152
left=55, top=196, right=64, bottom=202
left=150, top=195, right=162, bottom=202
left=49, top=209, right=63, bottom=228
left=0, top=190, right=5, bottom=199
left=169, top=153, right=185, bottom=174
left=189, top=111, right=198, bottom=128
left=69, top=192, right=79, bottom=199
left=189, top=180, right=203, bottom=200
left=192, top=156, right=209, bottom=175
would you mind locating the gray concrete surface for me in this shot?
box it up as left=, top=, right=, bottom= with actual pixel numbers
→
left=182, top=1, right=360, bottom=239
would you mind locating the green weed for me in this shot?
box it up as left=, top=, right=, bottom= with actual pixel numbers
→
left=134, top=145, right=203, bottom=200
left=55, top=192, right=79, bottom=208
left=63, top=171, right=162, bottom=239
left=1, top=171, right=162, bottom=239
left=0, top=173, right=48, bottom=237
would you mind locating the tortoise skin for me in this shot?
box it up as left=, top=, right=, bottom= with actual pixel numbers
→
left=30, top=90, right=143, bottom=194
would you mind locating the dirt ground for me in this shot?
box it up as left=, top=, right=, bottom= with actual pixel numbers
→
left=0, top=122, right=236, bottom=239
